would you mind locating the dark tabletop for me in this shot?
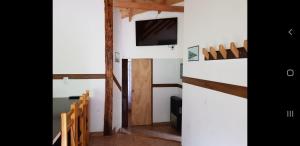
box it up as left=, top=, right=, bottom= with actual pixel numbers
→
left=53, top=98, right=78, bottom=140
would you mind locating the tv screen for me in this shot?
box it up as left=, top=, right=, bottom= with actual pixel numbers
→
left=136, top=17, right=177, bottom=46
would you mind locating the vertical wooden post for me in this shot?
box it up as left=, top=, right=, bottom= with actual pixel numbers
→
left=79, top=103, right=85, bottom=146
left=70, top=103, right=78, bottom=146
left=85, top=97, right=89, bottom=145
left=84, top=99, right=88, bottom=145
left=158, top=0, right=167, bottom=14
left=104, top=0, right=113, bottom=136
left=61, top=113, right=68, bottom=146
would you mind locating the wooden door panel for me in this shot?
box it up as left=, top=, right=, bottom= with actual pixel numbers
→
left=131, top=59, right=152, bottom=125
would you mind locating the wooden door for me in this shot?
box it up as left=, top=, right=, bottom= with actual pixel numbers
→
left=131, top=59, right=152, bottom=125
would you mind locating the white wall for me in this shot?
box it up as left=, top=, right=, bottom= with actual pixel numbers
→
left=183, top=0, right=247, bottom=86
left=153, top=59, right=182, bottom=123
left=112, top=8, right=123, bottom=131
left=153, top=88, right=182, bottom=122
left=153, top=59, right=182, bottom=84
left=53, top=0, right=105, bottom=73
left=182, top=0, right=247, bottom=146
left=114, top=4, right=184, bottom=59
left=53, top=0, right=105, bottom=132
left=112, top=3, right=184, bottom=129
left=182, top=84, right=247, bottom=146
left=112, top=81, right=122, bottom=131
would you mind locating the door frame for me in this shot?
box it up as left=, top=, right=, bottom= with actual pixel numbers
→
left=122, top=59, right=128, bottom=128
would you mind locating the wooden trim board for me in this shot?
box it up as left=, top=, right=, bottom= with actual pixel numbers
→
left=182, top=76, right=247, bottom=98
left=113, top=1, right=184, bottom=12
left=120, top=0, right=184, bottom=18
left=113, top=74, right=122, bottom=91
left=152, top=83, right=182, bottom=88
left=53, top=74, right=105, bottom=79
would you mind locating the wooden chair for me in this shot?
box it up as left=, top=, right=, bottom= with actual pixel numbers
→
left=61, top=90, right=89, bottom=146
left=78, top=90, right=90, bottom=146
left=84, top=90, right=89, bottom=145
left=61, top=102, right=78, bottom=146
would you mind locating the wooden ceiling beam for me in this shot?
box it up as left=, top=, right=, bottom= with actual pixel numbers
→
left=158, top=0, right=167, bottom=14
left=114, top=1, right=184, bottom=12
left=120, top=0, right=184, bottom=18
left=116, top=0, right=184, bottom=19
left=128, top=0, right=135, bottom=22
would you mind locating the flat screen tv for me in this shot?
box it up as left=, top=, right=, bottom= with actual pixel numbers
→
left=136, top=17, right=177, bottom=46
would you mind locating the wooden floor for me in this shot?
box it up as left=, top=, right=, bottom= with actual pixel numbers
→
left=129, top=123, right=181, bottom=136
left=128, top=111, right=180, bottom=135
left=89, top=110, right=181, bottom=146
left=89, top=123, right=181, bottom=146
left=89, top=133, right=181, bottom=146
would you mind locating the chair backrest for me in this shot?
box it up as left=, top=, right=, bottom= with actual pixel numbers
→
left=61, top=90, right=89, bottom=146
left=78, top=90, right=90, bottom=146
left=61, top=102, right=78, bottom=146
